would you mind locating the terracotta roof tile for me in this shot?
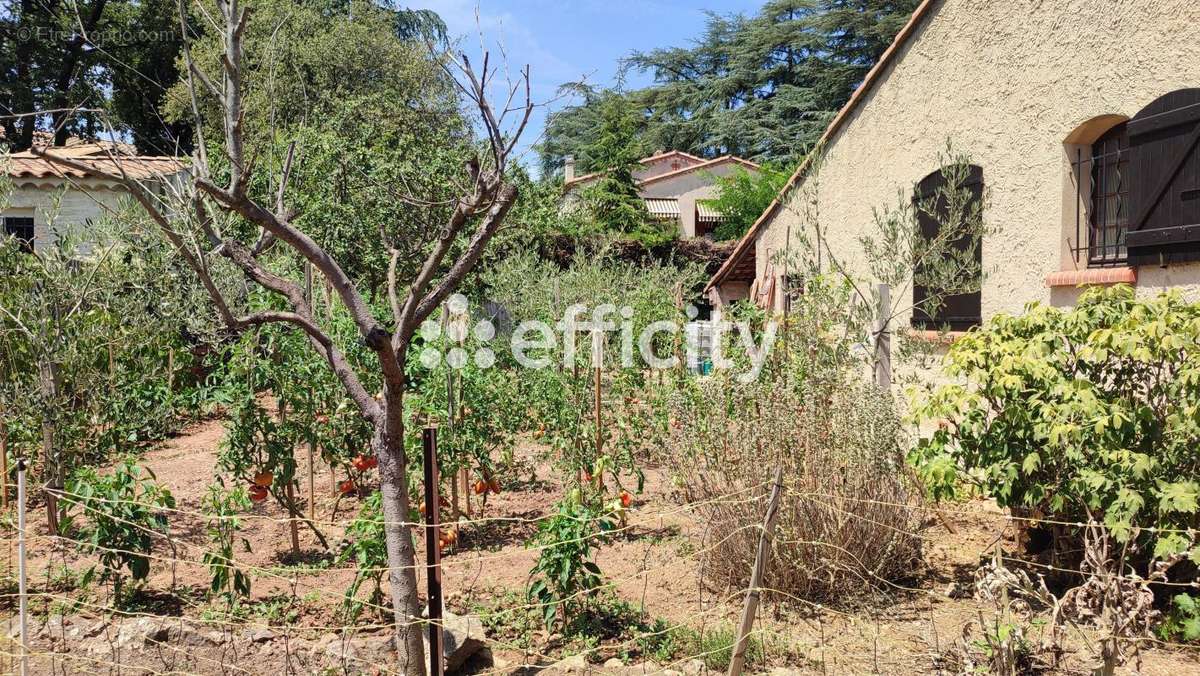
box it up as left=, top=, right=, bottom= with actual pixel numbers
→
left=4, top=154, right=187, bottom=181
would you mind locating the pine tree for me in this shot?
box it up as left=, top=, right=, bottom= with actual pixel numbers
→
left=538, top=0, right=919, bottom=174
left=578, top=93, right=651, bottom=236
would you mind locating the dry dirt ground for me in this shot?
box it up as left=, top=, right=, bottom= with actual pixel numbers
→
left=2, top=416, right=1199, bottom=675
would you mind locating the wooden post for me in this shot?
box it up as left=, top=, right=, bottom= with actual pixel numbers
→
left=461, top=467, right=471, bottom=518
left=423, top=427, right=445, bottom=676
left=874, top=283, right=892, bottom=391
left=39, top=360, right=61, bottom=533
left=307, top=438, right=316, bottom=522
left=278, top=401, right=300, bottom=554
left=593, top=331, right=603, bottom=466
left=0, top=407, right=8, bottom=511
left=167, top=347, right=175, bottom=393
left=728, top=467, right=784, bottom=676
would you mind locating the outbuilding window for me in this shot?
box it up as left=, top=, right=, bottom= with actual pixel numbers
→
left=3, top=216, right=34, bottom=252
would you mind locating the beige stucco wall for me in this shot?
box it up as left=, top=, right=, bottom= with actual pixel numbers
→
left=3, top=179, right=133, bottom=252
left=754, top=0, right=1200, bottom=318
left=563, top=160, right=755, bottom=238
left=642, top=163, right=747, bottom=237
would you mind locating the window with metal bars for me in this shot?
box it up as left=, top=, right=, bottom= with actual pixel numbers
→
left=3, top=216, right=34, bottom=253
left=1088, top=122, right=1129, bottom=266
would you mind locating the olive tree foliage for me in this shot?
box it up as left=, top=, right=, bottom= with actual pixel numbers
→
left=0, top=184, right=218, bottom=530
left=773, top=145, right=995, bottom=381
left=35, top=1, right=532, bottom=670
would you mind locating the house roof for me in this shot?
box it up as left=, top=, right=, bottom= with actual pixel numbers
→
left=640, top=149, right=704, bottom=165
left=638, top=155, right=760, bottom=187
left=5, top=153, right=187, bottom=182
left=706, top=0, right=938, bottom=291
left=564, top=152, right=758, bottom=189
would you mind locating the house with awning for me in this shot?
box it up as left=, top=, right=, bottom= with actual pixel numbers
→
left=563, top=150, right=759, bottom=239
left=706, top=0, right=1200, bottom=324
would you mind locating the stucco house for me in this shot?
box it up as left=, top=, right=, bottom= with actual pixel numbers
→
left=706, top=0, right=1200, bottom=328
left=563, top=150, right=760, bottom=239
left=2, top=136, right=187, bottom=253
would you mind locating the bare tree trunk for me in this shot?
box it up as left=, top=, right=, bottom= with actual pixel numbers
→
left=374, top=402, right=426, bottom=676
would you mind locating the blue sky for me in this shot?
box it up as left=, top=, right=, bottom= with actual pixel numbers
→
left=408, top=0, right=762, bottom=173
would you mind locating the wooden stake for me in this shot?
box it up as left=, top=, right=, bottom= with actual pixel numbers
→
left=463, top=466, right=472, bottom=518
left=728, top=467, right=784, bottom=676
left=278, top=401, right=301, bottom=554
left=167, top=347, right=175, bottom=393
left=593, top=332, right=603, bottom=466
left=39, top=360, right=61, bottom=533
left=286, top=481, right=301, bottom=554
left=0, top=407, right=7, bottom=510
left=874, top=283, right=892, bottom=390
left=307, top=439, right=316, bottom=522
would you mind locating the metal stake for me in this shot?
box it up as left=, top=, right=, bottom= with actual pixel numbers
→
left=17, top=458, right=29, bottom=676
left=423, top=427, right=444, bottom=676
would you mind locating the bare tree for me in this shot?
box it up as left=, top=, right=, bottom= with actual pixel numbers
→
left=34, top=0, right=532, bottom=672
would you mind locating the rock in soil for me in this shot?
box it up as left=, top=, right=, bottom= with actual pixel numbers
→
left=423, top=610, right=486, bottom=673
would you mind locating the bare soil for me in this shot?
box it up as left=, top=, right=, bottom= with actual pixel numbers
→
left=2, top=417, right=1198, bottom=675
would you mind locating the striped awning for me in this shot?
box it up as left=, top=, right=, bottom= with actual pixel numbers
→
left=644, top=198, right=680, bottom=219
left=696, top=202, right=727, bottom=222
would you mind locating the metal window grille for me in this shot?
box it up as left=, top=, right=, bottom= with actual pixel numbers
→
left=1074, top=123, right=1129, bottom=266
left=3, top=216, right=34, bottom=252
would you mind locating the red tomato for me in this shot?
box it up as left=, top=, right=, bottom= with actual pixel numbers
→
left=620, top=491, right=632, bottom=508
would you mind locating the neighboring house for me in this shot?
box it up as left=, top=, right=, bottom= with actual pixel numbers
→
left=2, top=136, right=187, bottom=253
left=706, top=0, right=1200, bottom=330
left=563, top=150, right=759, bottom=239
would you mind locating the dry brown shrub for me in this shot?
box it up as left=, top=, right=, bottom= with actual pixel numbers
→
left=664, top=374, right=925, bottom=603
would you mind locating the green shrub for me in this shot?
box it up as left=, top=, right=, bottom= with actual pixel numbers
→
left=1160, top=593, right=1200, bottom=642
left=911, top=285, right=1200, bottom=559
left=527, top=496, right=617, bottom=629
left=63, top=458, right=174, bottom=599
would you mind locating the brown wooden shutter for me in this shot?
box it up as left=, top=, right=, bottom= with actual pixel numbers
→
left=1125, top=88, right=1200, bottom=265
left=911, top=165, right=983, bottom=331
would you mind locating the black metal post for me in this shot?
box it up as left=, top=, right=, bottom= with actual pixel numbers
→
left=422, top=426, right=444, bottom=676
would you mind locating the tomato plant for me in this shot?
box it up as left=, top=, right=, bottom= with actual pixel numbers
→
left=201, top=483, right=253, bottom=607
left=338, top=492, right=389, bottom=622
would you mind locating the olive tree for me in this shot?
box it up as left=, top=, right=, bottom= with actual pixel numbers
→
left=36, top=0, right=532, bottom=670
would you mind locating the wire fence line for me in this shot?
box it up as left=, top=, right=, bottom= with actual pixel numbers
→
left=4, top=474, right=1200, bottom=675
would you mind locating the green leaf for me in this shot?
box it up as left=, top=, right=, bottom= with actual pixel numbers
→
left=1159, top=481, right=1200, bottom=514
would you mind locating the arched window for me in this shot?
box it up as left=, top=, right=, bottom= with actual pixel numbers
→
left=1088, top=122, right=1129, bottom=264
left=911, top=165, right=983, bottom=331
